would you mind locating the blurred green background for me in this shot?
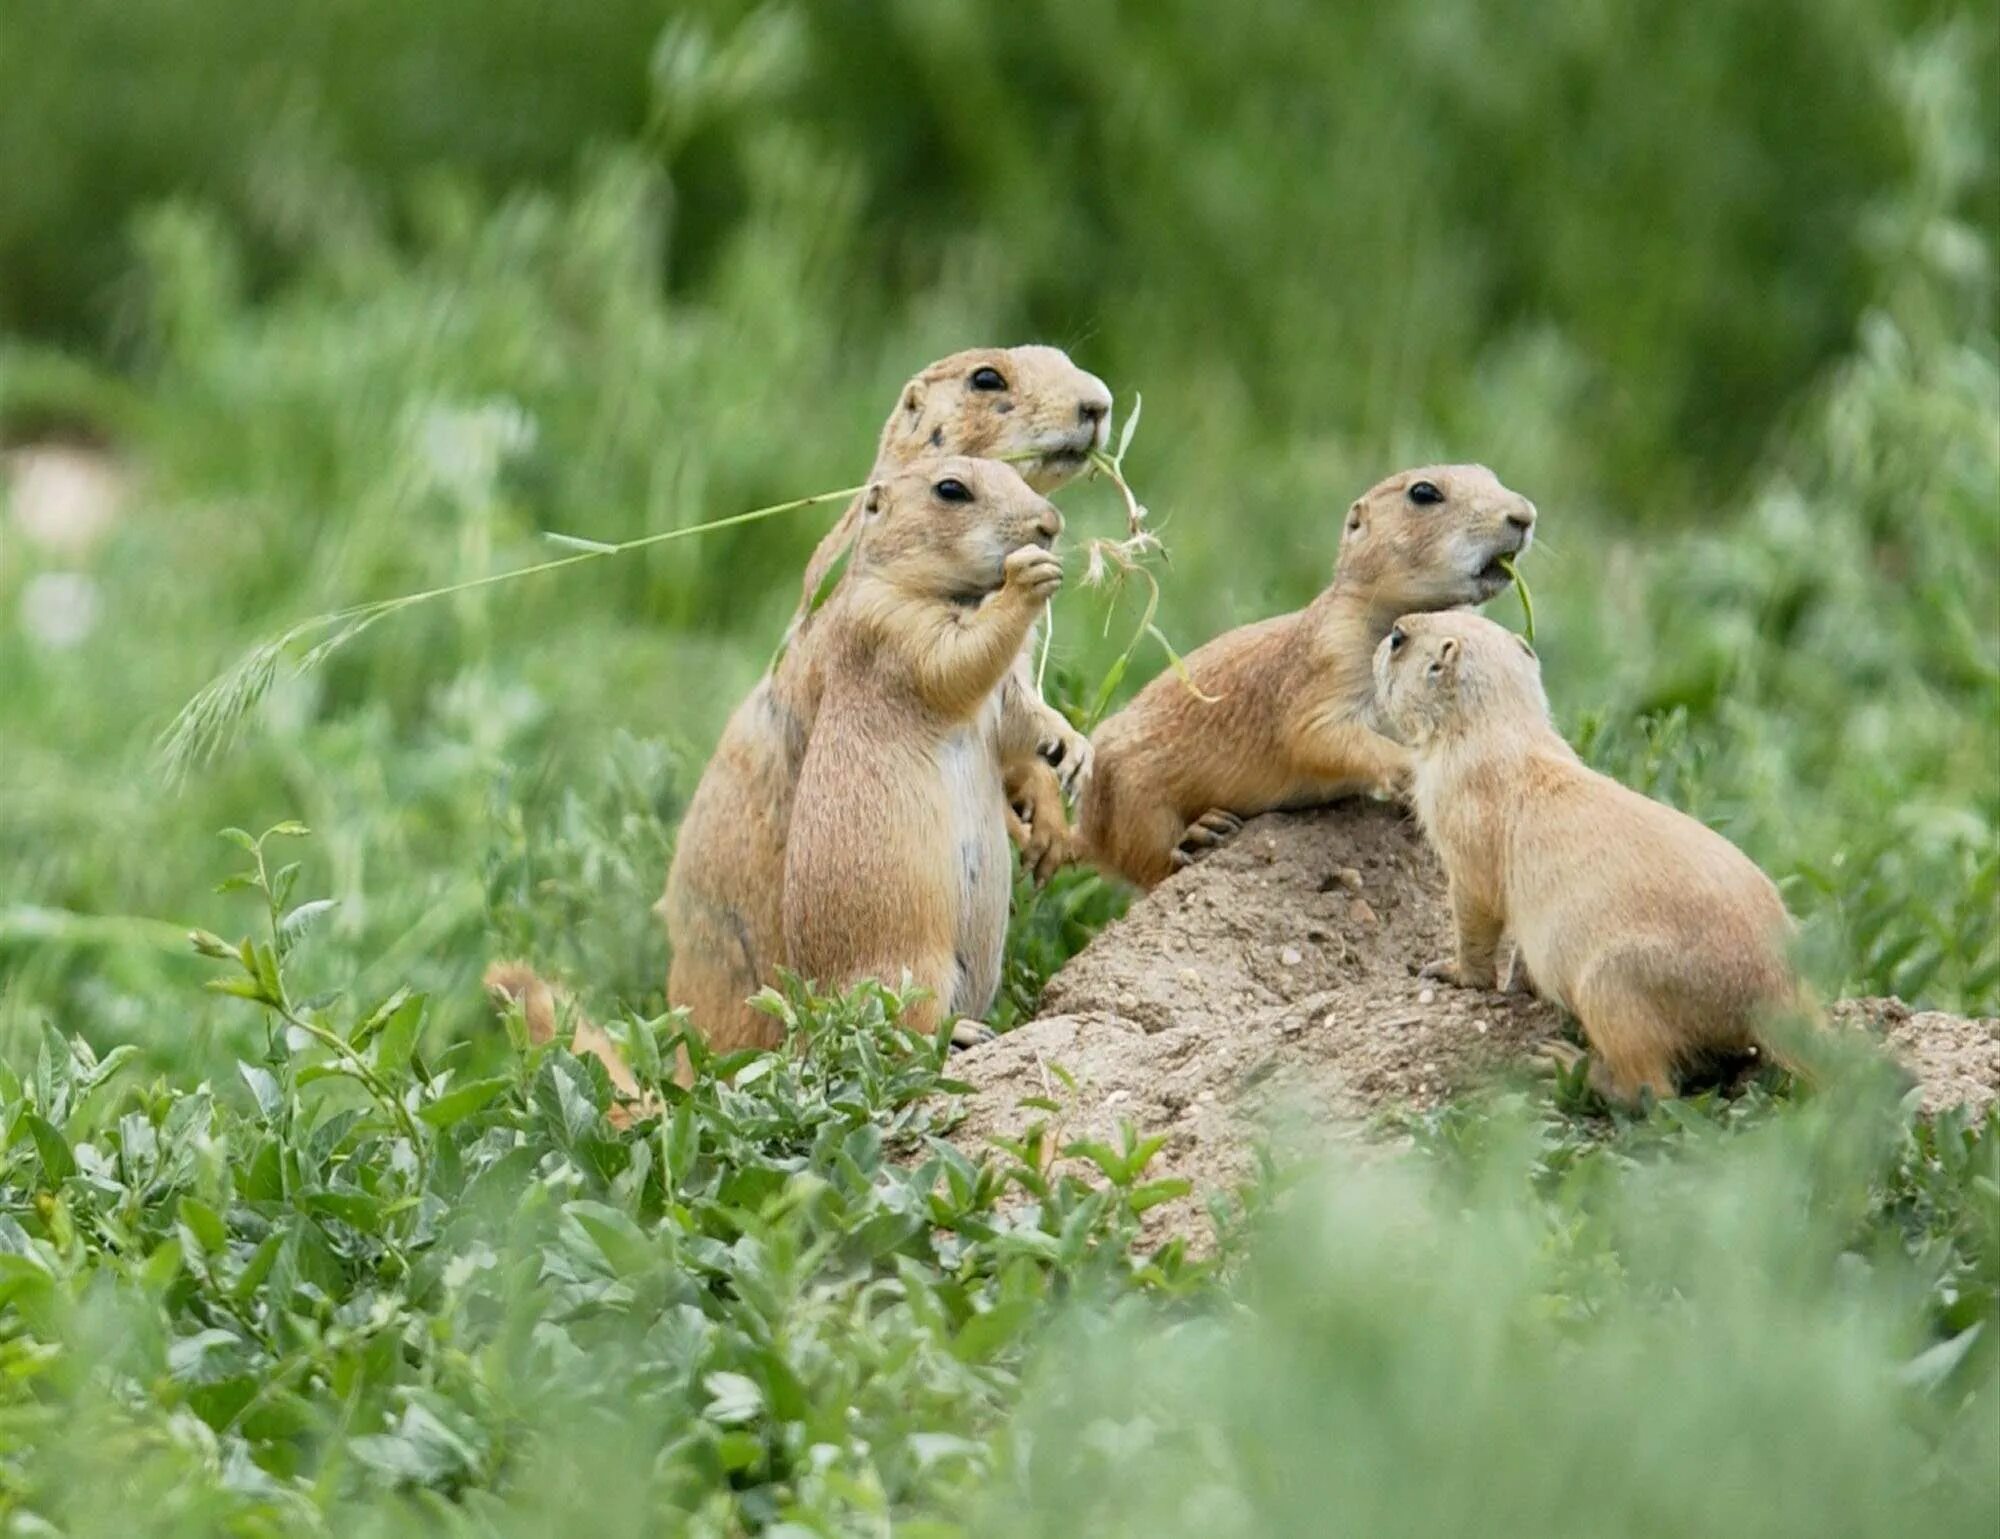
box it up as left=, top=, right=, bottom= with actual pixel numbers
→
left=1, top=0, right=1995, bottom=1058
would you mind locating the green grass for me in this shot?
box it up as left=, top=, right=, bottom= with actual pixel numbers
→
left=0, top=2, right=1995, bottom=1532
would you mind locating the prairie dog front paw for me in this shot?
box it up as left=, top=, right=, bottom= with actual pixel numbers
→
left=1004, top=545, right=1063, bottom=604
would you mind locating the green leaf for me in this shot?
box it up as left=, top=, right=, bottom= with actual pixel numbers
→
left=140, top=1237, right=184, bottom=1292
left=1127, top=1178, right=1192, bottom=1214
left=80, top=1044, right=139, bottom=1096
left=24, top=1115, right=73, bottom=1185
left=534, top=1053, right=606, bottom=1149
left=1114, top=390, right=1143, bottom=464
left=1898, top=1322, right=1983, bottom=1392
left=419, top=1075, right=512, bottom=1128
left=370, top=992, right=427, bottom=1075
left=664, top=1098, right=698, bottom=1190
left=242, top=1140, right=284, bottom=1201
left=178, top=1195, right=228, bottom=1254
left=565, top=1201, right=658, bottom=1277
left=714, top=1430, right=764, bottom=1473
left=205, top=975, right=271, bottom=1002
left=231, top=1232, right=282, bottom=1305
left=278, top=897, right=337, bottom=951
left=302, top=1189, right=385, bottom=1234
left=952, top=1298, right=1036, bottom=1364
left=1062, top=1138, right=1129, bottom=1186
left=703, top=1372, right=764, bottom=1426
left=238, top=1062, right=282, bottom=1121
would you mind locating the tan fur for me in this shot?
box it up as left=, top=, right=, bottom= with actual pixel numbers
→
left=1374, top=612, right=1805, bottom=1103
left=782, top=458, right=1063, bottom=1038
left=483, top=961, right=660, bottom=1125
left=663, top=346, right=1111, bottom=1052
left=1077, top=465, right=1537, bottom=887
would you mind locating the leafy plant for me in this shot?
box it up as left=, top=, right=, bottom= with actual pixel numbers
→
left=0, top=829, right=1205, bottom=1533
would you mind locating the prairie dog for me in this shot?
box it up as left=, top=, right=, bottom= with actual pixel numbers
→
left=1374, top=611, right=1803, bottom=1103
left=1079, top=465, right=1537, bottom=887
left=783, top=458, right=1063, bottom=1040
left=665, top=347, right=1111, bottom=1053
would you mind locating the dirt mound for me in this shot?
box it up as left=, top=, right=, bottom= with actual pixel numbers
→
left=1830, top=997, right=2000, bottom=1114
left=948, top=805, right=1999, bottom=1244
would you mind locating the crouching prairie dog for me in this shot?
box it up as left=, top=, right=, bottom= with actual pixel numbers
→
left=1077, top=465, right=1537, bottom=887
left=1374, top=611, right=1807, bottom=1103
left=663, top=346, right=1111, bottom=1056
left=783, top=457, right=1063, bottom=1042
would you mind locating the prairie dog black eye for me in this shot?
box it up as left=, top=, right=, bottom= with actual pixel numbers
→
left=933, top=478, right=973, bottom=503
left=1388, top=626, right=1408, bottom=653
left=1407, top=480, right=1444, bottom=506
left=969, top=367, right=1008, bottom=392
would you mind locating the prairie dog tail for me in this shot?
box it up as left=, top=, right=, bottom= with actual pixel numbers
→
left=482, top=960, right=661, bottom=1119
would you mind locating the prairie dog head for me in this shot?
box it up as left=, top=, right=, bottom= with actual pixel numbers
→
left=854, top=456, right=1063, bottom=599
left=1336, top=465, right=1536, bottom=614
left=877, top=346, right=1113, bottom=492
left=1372, top=611, right=1548, bottom=749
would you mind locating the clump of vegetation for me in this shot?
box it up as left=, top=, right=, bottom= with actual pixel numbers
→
left=988, top=1077, right=1999, bottom=1539
left=0, top=827, right=1208, bottom=1532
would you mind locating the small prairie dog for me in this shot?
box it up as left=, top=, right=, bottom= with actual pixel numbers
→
left=783, top=457, right=1063, bottom=1042
left=1373, top=611, right=1803, bottom=1103
left=1079, top=465, right=1536, bottom=887
left=664, top=346, right=1111, bottom=1056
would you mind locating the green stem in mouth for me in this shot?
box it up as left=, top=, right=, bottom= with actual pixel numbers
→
left=1497, top=555, right=1536, bottom=647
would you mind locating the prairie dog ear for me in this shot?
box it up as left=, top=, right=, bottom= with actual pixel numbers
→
left=902, top=379, right=926, bottom=416
left=1344, top=497, right=1366, bottom=536
left=1426, top=635, right=1462, bottom=681
left=862, top=482, right=886, bottom=520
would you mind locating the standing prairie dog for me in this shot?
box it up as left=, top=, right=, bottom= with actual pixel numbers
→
left=664, top=346, right=1112, bottom=1055
left=1374, top=611, right=1804, bottom=1104
left=783, top=457, right=1063, bottom=1040
left=1078, top=465, right=1537, bottom=887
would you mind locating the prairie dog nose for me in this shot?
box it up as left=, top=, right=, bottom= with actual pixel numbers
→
left=1506, top=498, right=1537, bottom=533
left=1036, top=505, right=1064, bottom=541
left=1077, top=374, right=1113, bottom=430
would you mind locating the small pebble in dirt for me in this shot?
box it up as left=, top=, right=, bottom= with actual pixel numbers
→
left=1349, top=899, right=1380, bottom=928
left=1337, top=866, right=1364, bottom=892
left=1197, top=1090, right=1216, bottom=1104
left=1418, top=987, right=1437, bottom=1006
left=1104, top=1089, right=1129, bottom=1107
left=1473, top=1019, right=1489, bottom=1034
left=1117, top=992, right=1139, bottom=1014
left=1179, top=967, right=1202, bottom=988
left=1279, top=946, right=1302, bottom=967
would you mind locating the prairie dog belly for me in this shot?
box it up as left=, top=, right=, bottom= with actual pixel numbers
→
left=936, top=693, right=1012, bottom=1018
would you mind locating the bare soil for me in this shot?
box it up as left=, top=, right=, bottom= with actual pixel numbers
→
left=947, top=804, right=2000, bottom=1245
